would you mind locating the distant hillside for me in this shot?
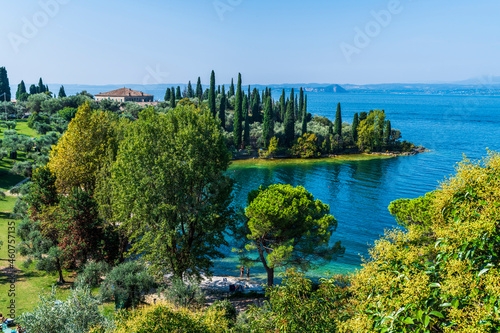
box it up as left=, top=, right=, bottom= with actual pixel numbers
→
left=304, top=84, right=347, bottom=93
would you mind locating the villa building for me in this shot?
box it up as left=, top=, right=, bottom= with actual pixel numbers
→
left=95, top=88, right=154, bottom=102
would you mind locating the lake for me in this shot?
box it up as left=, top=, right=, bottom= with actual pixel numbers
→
left=214, top=92, right=500, bottom=282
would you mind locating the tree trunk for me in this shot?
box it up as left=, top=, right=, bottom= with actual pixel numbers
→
left=56, top=258, right=65, bottom=284
left=266, top=267, right=274, bottom=287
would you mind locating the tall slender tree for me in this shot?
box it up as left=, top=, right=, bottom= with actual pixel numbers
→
left=262, top=96, right=274, bottom=148
left=16, top=80, right=27, bottom=100
left=233, top=73, right=243, bottom=149
left=58, top=85, right=67, bottom=98
left=352, top=113, right=359, bottom=143
left=0, top=67, right=11, bottom=101
left=38, top=78, right=45, bottom=93
left=29, top=84, right=37, bottom=95
left=229, top=78, right=235, bottom=97
left=301, top=108, right=307, bottom=135
left=209, top=70, right=217, bottom=118
left=334, top=103, right=342, bottom=137
left=187, top=81, right=194, bottom=98
left=299, top=87, right=304, bottom=119
left=170, top=90, right=176, bottom=108
left=284, top=97, right=295, bottom=147
left=176, top=86, right=182, bottom=100
left=384, top=120, right=391, bottom=148
left=196, top=77, right=203, bottom=100
left=243, top=94, right=250, bottom=148
left=294, top=95, right=298, bottom=120
left=218, top=85, right=221, bottom=95
left=219, top=85, right=226, bottom=129
left=280, top=89, right=286, bottom=122
left=165, top=88, right=171, bottom=101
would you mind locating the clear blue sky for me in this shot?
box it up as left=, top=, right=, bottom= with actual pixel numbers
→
left=1, top=0, right=499, bottom=86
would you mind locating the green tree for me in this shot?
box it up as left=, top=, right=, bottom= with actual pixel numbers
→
left=110, top=106, right=234, bottom=279
left=243, top=94, right=250, bottom=147
left=176, top=86, right=182, bottom=100
left=0, top=67, right=11, bottom=101
left=16, top=80, right=27, bottom=100
left=384, top=119, right=391, bottom=149
left=357, top=109, right=385, bottom=152
left=279, top=89, right=286, bottom=122
left=38, top=77, right=46, bottom=93
left=170, top=89, right=176, bottom=108
left=196, top=77, right=203, bottom=100
left=352, top=112, right=359, bottom=143
left=262, top=96, right=274, bottom=148
left=233, top=73, right=243, bottom=149
left=58, top=85, right=66, bottom=98
left=219, top=85, right=226, bottom=129
left=187, top=80, right=194, bottom=98
left=29, top=84, right=37, bottom=95
left=299, top=87, right=304, bottom=120
left=301, top=107, right=308, bottom=135
left=99, top=261, right=156, bottom=309
left=334, top=103, right=342, bottom=137
left=229, top=78, right=235, bottom=97
left=242, top=184, right=344, bottom=286
left=48, top=102, right=120, bottom=193
left=208, top=70, right=216, bottom=118
left=164, top=88, right=171, bottom=101
left=284, top=97, right=295, bottom=147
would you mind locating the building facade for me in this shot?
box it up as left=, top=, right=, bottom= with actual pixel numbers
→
left=95, top=88, right=154, bottom=102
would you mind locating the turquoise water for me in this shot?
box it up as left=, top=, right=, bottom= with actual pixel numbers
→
left=213, top=92, right=500, bottom=282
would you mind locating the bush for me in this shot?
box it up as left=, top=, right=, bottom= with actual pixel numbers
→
left=99, top=261, right=156, bottom=309
left=75, top=261, right=111, bottom=289
left=161, top=277, right=206, bottom=309
left=208, top=300, right=237, bottom=325
left=340, top=152, right=500, bottom=332
left=18, top=287, right=112, bottom=333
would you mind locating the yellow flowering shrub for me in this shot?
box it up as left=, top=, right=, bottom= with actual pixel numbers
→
left=340, top=152, right=500, bottom=332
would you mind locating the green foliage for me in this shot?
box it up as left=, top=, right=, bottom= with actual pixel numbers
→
left=100, top=261, right=156, bottom=309
left=341, top=152, right=500, bottom=332
left=246, top=269, right=351, bottom=333
left=219, top=85, right=226, bottom=129
left=208, top=300, right=237, bottom=324
left=233, top=73, right=243, bottom=148
left=109, top=106, right=234, bottom=279
left=75, top=261, right=111, bottom=289
left=0, top=67, right=11, bottom=101
left=284, top=98, right=295, bottom=147
left=242, top=184, right=344, bottom=285
left=209, top=70, right=217, bottom=118
left=262, top=96, right=274, bottom=148
left=243, top=94, right=250, bottom=147
left=18, top=287, right=111, bottom=333
left=352, top=112, right=359, bottom=143
left=58, top=85, right=66, bottom=98
left=291, top=133, right=321, bottom=158
left=334, top=103, right=342, bottom=137
left=357, top=109, right=386, bottom=152
left=162, top=277, right=206, bottom=309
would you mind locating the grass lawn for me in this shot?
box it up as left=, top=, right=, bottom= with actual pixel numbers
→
left=0, top=120, right=38, bottom=140
left=0, top=151, right=29, bottom=192
left=0, top=196, right=73, bottom=316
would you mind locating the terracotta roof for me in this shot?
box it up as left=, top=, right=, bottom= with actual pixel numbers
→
left=95, top=87, right=153, bottom=97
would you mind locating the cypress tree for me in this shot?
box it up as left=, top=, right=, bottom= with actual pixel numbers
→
left=294, top=95, right=298, bottom=120
left=352, top=113, right=359, bottom=143
left=301, top=106, right=307, bottom=135
left=267, top=87, right=271, bottom=98
left=196, top=77, right=203, bottom=100
left=29, top=84, right=37, bottom=95
left=229, top=78, right=235, bottom=97
left=262, top=96, right=274, bottom=148
left=38, top=78, right=45, bottom=93
left=16, top=80, right=26, bottom=100
left=252, top=92, right=261, bottom=123
left=217, top=85, right=221, bottom=95
left=243, top=94, right=250, bottom=148
left=233, top=73, right=243, bottom=149
left=0, top=67, right=11, bottom=101
left=165, top=88, right=171, bottom=101
left=247, top=85, right=251, bottom=100
left=334, top=103, right=342, bottom=137
left=170, top=90, right=176, bottom=108
left=384, top=120, right=391, bottom=148
left=187, top=81, right=194, bottom=98
left=280, top=89, right=286, bottom=122
left=176, top=86, right=182, bottom=100
left=46, top=84, right=49, bottom=93
left=299, top=88, right=304, bottom=120
left=284, top=98, right=295, bottom=147
left=209, top=70, right=216, bottom=118
left=58, top=85, right=66, bottom=98
left=219, top=85, right=226, bottom=129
